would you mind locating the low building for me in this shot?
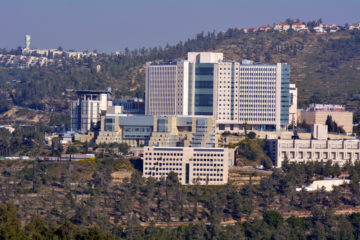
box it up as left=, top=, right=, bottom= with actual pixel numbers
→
left=142, top=147, right=234, bottom=185
left=292, top=23, right=308, bottom=32
left=267, top=124, right=360, bottom=167
left=314, top=24, right=326, bottom=33
left=96, top=115, right=218, bottom=148
left=259, top=25, right=272, bottom=32
left=274, top=23, right=290, bottom=32
left=299, top=104, right=353, bottom=134
left=296, top=179, right=350, bottom=192
left=349, top=23, right=360, bottom=30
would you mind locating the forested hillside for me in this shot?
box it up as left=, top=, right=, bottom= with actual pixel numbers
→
left=1, top=29, right=360, bottom=123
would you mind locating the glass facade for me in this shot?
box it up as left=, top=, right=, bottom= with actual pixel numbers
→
left=194, top=63, right=214, bottom=115
left=123, top=126, right=152, bottom=139
left=188, top=63, right=194, bottom=115
left=280, top=64, right=290, bottom=125
left=157, top=118, right=168, bottom=132
left=104, top=117, right=115, bottom=131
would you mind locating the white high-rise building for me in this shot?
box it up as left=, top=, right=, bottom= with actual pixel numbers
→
left=146, top=52, right=223, bottom=116
left=71, top=90, right=112, bottom=133
left=145, top=52, right=291, bottom=131
left=215, top=60, right=290, bottom=131
left=145, top=62, right=178, bottom=115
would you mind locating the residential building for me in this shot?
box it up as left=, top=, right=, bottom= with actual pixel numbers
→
left=95, top=114, right=218, bottom=148
left=267, top=124, right=360, bottom=167
left=289, top=84, right=298, bottom=125
left=247, top=27, right=259, bottom=33
left=349, top=23, right=360, bottom=30
left=291, top=23, right=308, bottom=32
left=259, top=25, right=272, bottom=32
left=298, top=104, right=353, bottom=134
left=274, top=23, right=290, bottom=32
left=142, top=147, right=234, bottom=185
left=314, top=24, right=326, bottom=33
left=71, top=90, right=112, bottom=133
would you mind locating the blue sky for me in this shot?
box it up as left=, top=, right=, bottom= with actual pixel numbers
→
left=0, top=0, right=359, bottom=53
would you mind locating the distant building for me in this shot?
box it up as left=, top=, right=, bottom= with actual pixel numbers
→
left=0, top=54, right=49, bottom=68
left=268, top=124, right=360, bottom=167
left=142, top=146, right=234, bottom=185
left=49, top=49, right=64, bottom=58
left=314, top=24, right=326, bottom=33
left=349, top=23, right=360, bottom=30
left=259, top=25, right=272, bottom=32
left=274, top=23, right=290, bottom=32
left=247, top=27, right=259, bottom=33
left=297, top=179, right=350, bottom=192
left=291, top=23, right=308, bottom=32
left=71, top=90, right=112, bottom=133
left=25, top=35, right=31, bottom=49
left=298, top=104, right=353, bottom=134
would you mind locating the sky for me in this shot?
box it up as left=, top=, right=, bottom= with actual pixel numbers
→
left=0, top=0, right=359, bottom=53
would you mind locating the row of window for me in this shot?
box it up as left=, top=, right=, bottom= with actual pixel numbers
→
left=282, top=151, right=360, bottom=160
left=144, top=162, right=182, bottom=166
left=193, top=173, right=223, bottom=177
left=145, top=152, right=183, bottom=156
left=193, top=153, right=223, bottom=157
left=191, top=158, right=224, bottom=162
left=144, top=167, right=181, bottom=171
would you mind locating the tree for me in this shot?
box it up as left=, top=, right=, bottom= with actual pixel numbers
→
left=247, top=131, right=256, bottom=139
left=263, top=210, right=283, bottom=228
left=0, top=204, right=25, bottom=239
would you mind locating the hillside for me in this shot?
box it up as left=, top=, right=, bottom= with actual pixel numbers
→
left=0, top=30, right=360, bottom=124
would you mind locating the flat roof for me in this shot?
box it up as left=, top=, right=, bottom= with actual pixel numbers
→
left=153, top=147, right=225, bottom=152
left=76, top=90, right=111, bottom=95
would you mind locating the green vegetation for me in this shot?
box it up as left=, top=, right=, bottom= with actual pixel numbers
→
left=326, top=115, right=346, bottom=134
left=1, top=29, right=360, bottom=125
left=235, top=138, right=273, bottom=169
left=0, top=159, right=360, bottom=239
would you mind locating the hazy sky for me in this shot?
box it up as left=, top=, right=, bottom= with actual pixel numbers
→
left=1, top=0, right=359, bottom=53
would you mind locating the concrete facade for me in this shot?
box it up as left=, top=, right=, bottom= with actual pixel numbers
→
left=71, top=90, right=112, bottom=133
left=289, top=84, right=297, bottom=125
left=96, top=115, right=218, bottom=148
left=299, top=104, right=353, bottom=134
left=268, top=138, right=360, bottom=168
left=215, top=61, right=290, bottom=132
left=142, top=147, right=234, bottom=185
left=145, top=52, right=291, bottom=131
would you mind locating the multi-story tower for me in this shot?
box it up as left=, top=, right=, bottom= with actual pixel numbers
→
left=145, top=52, right=290, bottom=131
left=215, top=60, right=290, bottom=131
left=145, top=62, right=178, bottom=115
left=146, top=52, right=223, bottom=116
left=71, top=90, right=112, bottom=133
left=25, top=35, right=31, bottom=49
